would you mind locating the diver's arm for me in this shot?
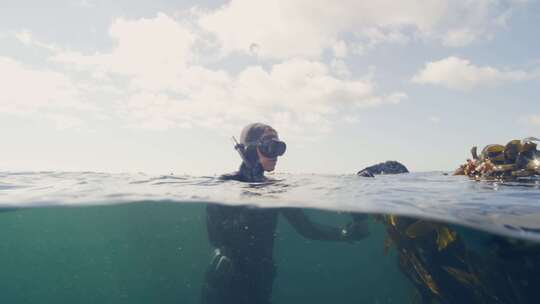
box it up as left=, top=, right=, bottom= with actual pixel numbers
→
left=281, top=208, right=348, bottom=241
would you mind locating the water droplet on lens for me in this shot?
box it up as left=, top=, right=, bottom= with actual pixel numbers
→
left=249, top=43, right=259, bottom=55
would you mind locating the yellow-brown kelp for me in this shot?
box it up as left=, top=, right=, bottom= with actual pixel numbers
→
left=376, top=215, right=525, bottom=303
left=454, top=138, right=540, bottom=180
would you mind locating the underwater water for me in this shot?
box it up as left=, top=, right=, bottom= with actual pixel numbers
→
left=1, top=171, right=539, bottom=303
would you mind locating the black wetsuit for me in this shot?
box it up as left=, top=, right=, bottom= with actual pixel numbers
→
left=200, top=163, right=346, bottom=304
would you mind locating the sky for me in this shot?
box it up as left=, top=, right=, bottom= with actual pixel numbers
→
left=0, top=0, right=539, bottom=175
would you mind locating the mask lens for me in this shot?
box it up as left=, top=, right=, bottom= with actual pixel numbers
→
left=260, top=139, right=286, bottom=158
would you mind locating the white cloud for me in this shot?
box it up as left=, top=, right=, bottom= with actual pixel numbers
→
left=349, top=27, right=411, bottom=55
left=117, top=58, right=404, bottom=136
left=196, top=0, right=525, bottom=59
left=332, top=40, right=348, bottom=58
left=359, top=27, right=410, bottom=47
left=43, top=113, right=86, bottom=130
left=39, top=13, right=404, bottom=136
left=14, top=30, right=33, bottom=45
left=53, top=13, right=197, bottom=91
left=343, top=115, right=360, bottom=124
left=494, top=8, right=513, bottom=28
left=412, top=56, right=533, bottom=90
left=14, top=30, right=60, bottom=52
left=388, top=92, right=408, bottom=104
left=354, top=92, right=407, bottom=109
left=0, top=57, right=83, bottom=113
left=429, top=116, right=441, bottom=123
left=442, top=28, right=479, bottom=47
left=522, top=115, right=540, bottom=126
left=330, top=59, right=351, bottom=77
left=0, top=56, right=98, bottom=128
left=10, top=12, right=406, bottom=137
left=75, top=0, right=96, bottom=8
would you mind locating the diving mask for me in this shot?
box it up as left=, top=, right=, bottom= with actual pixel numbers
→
left=257, top=138, right=287, bottom=158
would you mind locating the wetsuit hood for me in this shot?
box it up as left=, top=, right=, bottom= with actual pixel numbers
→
left=237, top=123, right=276, bottom=182
left=239, top=123, right=276, bottom=146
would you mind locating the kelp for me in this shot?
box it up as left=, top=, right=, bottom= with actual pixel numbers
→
left=376, top=215, right=540, bottom=303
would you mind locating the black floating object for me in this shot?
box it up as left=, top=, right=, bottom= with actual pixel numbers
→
left=357, top=160, right=409, bottom=177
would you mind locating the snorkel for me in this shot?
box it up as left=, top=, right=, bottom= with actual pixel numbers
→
left=232, top=136, right=253, bottom=169
left=231, top=136, right=263, bottom=181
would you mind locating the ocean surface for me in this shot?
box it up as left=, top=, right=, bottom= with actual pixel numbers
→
left=1, top=171, right=539, bottom=303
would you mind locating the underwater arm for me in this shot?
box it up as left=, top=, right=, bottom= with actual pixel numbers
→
left=281, top=208, right=368, bottom=241
left=281, top=208, right=343, bottom=241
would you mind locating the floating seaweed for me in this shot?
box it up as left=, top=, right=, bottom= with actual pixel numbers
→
left=377, top=214, right=540, bottom=303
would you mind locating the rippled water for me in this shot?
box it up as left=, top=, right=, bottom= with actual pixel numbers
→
left=1, top=171, right=540, bottom=241
left=1, top=171, right=540, bottom=303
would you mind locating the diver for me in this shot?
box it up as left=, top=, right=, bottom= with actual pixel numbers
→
left=200, top=123, right=369, bottom=304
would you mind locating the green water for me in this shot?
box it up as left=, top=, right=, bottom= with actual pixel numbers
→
left=0, top=203, right=412, bottom=303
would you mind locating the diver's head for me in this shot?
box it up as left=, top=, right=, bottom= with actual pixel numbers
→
left=239, top=123, right=286, bottom=172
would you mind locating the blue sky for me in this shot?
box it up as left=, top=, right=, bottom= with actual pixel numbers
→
left=0, top=0, right=539, bottom=175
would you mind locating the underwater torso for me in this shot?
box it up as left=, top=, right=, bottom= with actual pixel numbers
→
left=207, top=164, right=278, bottom=262
left=206, top=204, right=278, bottom=262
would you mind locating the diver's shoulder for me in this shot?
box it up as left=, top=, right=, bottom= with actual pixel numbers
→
left=219, top=171, right=243, bottom=181
left=219, top=167, right=268, bottom=182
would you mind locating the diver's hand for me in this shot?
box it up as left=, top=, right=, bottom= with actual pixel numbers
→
left=357, top=170, right=375, bottom=178
left=341, top=220, right=370, bottom=242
